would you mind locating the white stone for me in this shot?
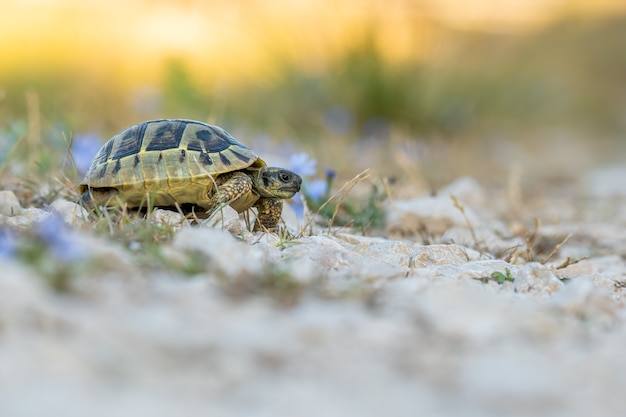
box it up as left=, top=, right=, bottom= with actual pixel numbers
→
left=79, top=236, right=137, bottom=274
left=0, top=190, right=22, bottom=216
left=172, top=227, right=266, bottom=277
left=439, top=176, right=486, bottom=206
left=50, top=199, right=90, bottom=226
left=0, top=260, right=48, bottom=312
left=514, top=262, right=564, bottom=295
left=277, top=235, right=406, bottom=283
left=435, top=260, right=517, bottom=282
left=149, top=208, right=188, bottom=228
left=551, top=277, right=616, bottom=325
left=381, top=281, right=560, bottom=342
left=385, top=194, right=481, bottom=236
left=5, top=207, right=49, bottom=227
left=583, top=164, right=626, bottom=198
left=440, top=222, right=523, bottom=254
left=202, top=205, right=243, bottom=236
left=338, top=234, right=414, bottom=267
left=409, top=244, right=483, bottom=269
left=557, top=255, right=626, bottom=278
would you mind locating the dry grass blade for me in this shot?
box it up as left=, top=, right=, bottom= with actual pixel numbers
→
left=507, top=162, right=523, bottom=221
left=556, top=256, right=588, bottom=270
left=327, top=169, right=371, bottom=234
left=299, top=169, right=371, bottom=235
left=525, top=217, right=541, bottom=261
left=171, top=202, right=195, bottom=228
left=541, top=233, right=572, bottom=264
left=54, top=174, right=80, bottom=200
left=100, top=206, right=117, bottom=235
left=450, top=194, right=485, bottom=255
left=496, top=244, right=522, bottom=263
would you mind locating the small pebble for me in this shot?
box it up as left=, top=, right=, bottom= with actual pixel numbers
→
left=0, top=190, right=22, bottom=216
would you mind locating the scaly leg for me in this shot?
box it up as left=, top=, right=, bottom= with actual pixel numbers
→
left=208, top=172, right=254, bottom=209
left=253, top=197, right=283, bottom=232
left=80, top=187, right=119, bottom=209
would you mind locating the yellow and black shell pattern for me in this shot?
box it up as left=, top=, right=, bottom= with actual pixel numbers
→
left=79, top=119, right=266, bottom=207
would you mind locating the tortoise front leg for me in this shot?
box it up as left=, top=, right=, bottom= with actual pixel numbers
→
left=253, top=198, right=283, bottom=232
left=208, top=172, right=254, bottom=209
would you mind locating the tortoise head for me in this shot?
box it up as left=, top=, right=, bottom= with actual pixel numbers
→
left=253, top=167, right=302, bottom=198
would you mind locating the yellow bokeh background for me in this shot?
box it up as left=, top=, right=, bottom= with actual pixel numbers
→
left=2, top=0, right=624, bottom=85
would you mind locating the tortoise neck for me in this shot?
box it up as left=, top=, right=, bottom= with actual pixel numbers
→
left=251, top=166, right=274, bottom=198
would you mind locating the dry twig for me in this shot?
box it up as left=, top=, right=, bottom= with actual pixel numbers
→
left=541, top=233, right=572, bottom=264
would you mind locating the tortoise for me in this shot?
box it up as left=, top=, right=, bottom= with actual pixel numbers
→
left=79, top=119, right=302, bottom=231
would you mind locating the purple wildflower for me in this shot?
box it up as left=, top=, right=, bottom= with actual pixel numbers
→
left=289, top=152, right=317, bottom=178
left=36, top=215, right=86, bottom=262
left=71, top=133, right=102, bottom=175
left=0, top=228, right=17, bottom=258
left=305, top=179, right=328, bottom=201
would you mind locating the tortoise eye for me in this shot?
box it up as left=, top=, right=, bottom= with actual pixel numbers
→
left=279, top=172, right=291, bottom=183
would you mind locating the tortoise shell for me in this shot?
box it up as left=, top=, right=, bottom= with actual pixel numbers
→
left=79, top=119, right=266, bottom=208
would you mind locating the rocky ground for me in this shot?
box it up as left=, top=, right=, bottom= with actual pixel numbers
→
left=1, top=164, right=626, bottom=417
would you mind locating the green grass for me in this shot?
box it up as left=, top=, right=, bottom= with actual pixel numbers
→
left=491, top=268, right=515, bottom=284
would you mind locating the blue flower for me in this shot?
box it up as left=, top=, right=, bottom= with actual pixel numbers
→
left=305, top=179, right=328, bottom=201
left=289, top=152, right=317, bottom=177
left=289, top=194, right=305, bottom=219
left=36, top=215, right=86, bottom=262
left=71, top=133, right=102, bottom=175
left=0, top=227, right=17, bottom=258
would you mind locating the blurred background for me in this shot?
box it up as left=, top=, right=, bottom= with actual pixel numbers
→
left=1, top=0, right=626, bottom=189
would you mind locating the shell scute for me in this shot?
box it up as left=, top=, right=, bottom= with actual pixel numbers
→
left=145, top=121, right=185, bottom=152
left=218, top=153, right=231, bottom=166
left=196, top=128, right=236, bottom=153
left=111, top=159, right=122, bottom=175
left=111, top=123, right=146, bottom=160
left=94, top=137, right=115, bottom=166
left=230, top=149, right=252, bottom=164
left=198, top=152, right=213, bottom=166
left=186, top=139, right=204, bottom=152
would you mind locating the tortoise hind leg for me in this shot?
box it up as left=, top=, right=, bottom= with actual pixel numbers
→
left=80, top=187, right=120, bottom=210
left=253, top=198, right=283, bottom=232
